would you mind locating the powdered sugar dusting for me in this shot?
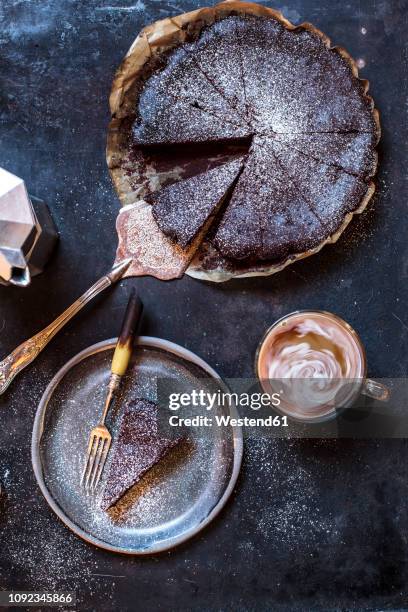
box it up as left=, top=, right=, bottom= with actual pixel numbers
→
left=245, top=439, right=336, bottom=550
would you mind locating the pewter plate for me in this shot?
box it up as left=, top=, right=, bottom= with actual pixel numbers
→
left=32, top=337, right=243, bottom=554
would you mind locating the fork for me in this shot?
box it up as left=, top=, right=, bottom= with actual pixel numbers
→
left=81, top=289, right=143, bottom=491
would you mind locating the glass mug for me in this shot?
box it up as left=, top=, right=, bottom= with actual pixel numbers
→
left=255, top=310, right=390, bottom=423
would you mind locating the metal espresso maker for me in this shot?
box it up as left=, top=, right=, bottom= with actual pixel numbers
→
left=0, top=168, right=58, bottom=287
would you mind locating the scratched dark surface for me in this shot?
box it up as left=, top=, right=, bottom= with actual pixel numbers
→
left=1, top=1, right=408, bottom=611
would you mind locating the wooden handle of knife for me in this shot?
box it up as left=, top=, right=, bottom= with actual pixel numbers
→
left=111, top=289, right=143, bottom=376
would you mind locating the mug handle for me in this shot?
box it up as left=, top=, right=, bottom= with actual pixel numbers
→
left=361, top=378, right=390, bottom=402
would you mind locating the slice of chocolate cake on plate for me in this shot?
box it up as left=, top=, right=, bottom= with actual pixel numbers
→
left=101, top=398, right=184, bottom=511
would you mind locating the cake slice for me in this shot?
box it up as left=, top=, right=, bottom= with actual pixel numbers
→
left=211, top=139, right=325, bottom=262
left=268, top=139, right=371, bottom=220
left=133, top=92, right=249, bottom=146
left=184, top=18, right=250, bottom=120
left=133, top=46, right=250, bottom=146
left=159, top=46, right=247, bottom=125
left=148, top=157, right=244, bottom=248
left=232, top=15, right=285, bottom=132
left=274, top=132, right=378, bottom=180
left=209, top=149, right=264, bottom=261
left=101, top=398, right=183, bottom=511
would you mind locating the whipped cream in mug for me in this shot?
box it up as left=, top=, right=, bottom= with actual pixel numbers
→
left=257, top=311, right=366, bottom=421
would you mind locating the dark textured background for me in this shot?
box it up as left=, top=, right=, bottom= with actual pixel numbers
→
left=1, top=1, right=408, bottom=610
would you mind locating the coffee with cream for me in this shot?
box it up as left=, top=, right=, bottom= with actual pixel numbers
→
left=257, top=311, right=366, bottom=421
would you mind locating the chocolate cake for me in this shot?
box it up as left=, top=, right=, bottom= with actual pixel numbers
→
left=108, top=2, right=380, bottom=281
left=148, top=157, right=244, bottom=248
left=101, top=398, right=183, bottom=511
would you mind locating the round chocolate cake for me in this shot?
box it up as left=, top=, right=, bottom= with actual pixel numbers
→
left=107, top=1, right=379, bottom=282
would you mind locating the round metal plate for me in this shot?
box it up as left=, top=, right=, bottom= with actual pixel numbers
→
left=32, top=337, right=243, bottom=555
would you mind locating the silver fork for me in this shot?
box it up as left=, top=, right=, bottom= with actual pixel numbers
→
left=81, top=289, right=143, bottom=491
